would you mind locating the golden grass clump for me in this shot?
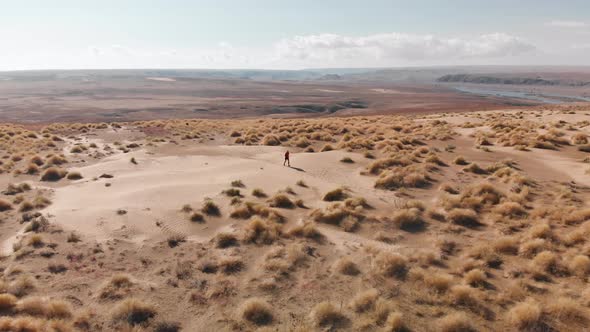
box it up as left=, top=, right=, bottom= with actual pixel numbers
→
left=546, top=297, right=588, bottom=326
left=449, top=285, right=477, bottom=305
left=493, top=236, right=519, bottom=255
left=287, top=221, right=323, bottom=241
left=390, top=208, right=425, bottom=232
left=214, top=232, right=238, bottom=248
left=8, top=275, right=36, bottom=297
left=424, top=273, right=453, bottom=294
left=569, top=255, right=590, bottom=277
left=508, top=299, right=543, bottom=331
left=373, top=252, right=408, bottom=279
left=349, top=288, right=379, bottom=313
left=311, top=204, right=360, bottom=232
left=323, top=187, right=348, bottom=201
left=333, top=257, right=360, bottom=276
left=0, top=199, right=12, bottom=212
left=447, top=208, right=480, bottom=227
left=66, top=171, right=83, bottom=180
left=437, top=312, right=475, bottom=332
left=252, top=188, right=267, bottom=198
left=201, top=200, right=221, bottom=216
left=189, top=212, right=204, bottom=223
left=464, top=269, right=486, bottom=287
left=239, top=298, right=274, bottom=325
left=531, top=251, right=563, bottom=275
left=243, top=217, right=281, bottom=245
left=40, top=167, right=67, bottom=181
left=111, top=298, right=157, bottom=326
left=267, top=193, right=295, bottom=209
left=310, top=302, right=347, bottom=327
left=0, top=293, right=17, bottom=311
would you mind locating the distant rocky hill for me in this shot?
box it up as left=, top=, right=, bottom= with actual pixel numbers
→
left=437, top=74, right=590, bottom=86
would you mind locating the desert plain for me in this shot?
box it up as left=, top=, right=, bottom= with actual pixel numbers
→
left=1, top=70, right=590, bottom=331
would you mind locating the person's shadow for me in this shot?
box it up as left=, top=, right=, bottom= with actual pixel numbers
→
left=289, top=166, right=305, bottom=172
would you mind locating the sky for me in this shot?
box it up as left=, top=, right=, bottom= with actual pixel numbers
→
left=1, top=0, right=589, bottom=70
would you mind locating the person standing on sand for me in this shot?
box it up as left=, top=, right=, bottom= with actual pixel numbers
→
left=283, top=150, right=290, bottom=167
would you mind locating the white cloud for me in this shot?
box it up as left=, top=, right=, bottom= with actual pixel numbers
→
left=546, top=20, right=588, bottom=28
left=274, top=32, right=536, bottom=66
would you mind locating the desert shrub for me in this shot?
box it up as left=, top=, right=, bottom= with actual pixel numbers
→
left=17, top=201, right=32, bottom=212
left=425, top=273, right=453, bottom=294
left=546, top=297, right=588, bottom=325
left=323, top=188, right=348, bottom=201
left=262, top=135, right=280, bottom=146
left=153, top=321, right=182, bottom=332
left=519, top=239, right=547, bottom=258
left=25, top=163, right=39, bottom=174
left=8, top=275, right=36, bottom=297
left=508, top=300, right=543, bottom=331
left=30, top=155, right=44, bottom=166
left=215, top=232, right=238, bottom=248
left=350, top=289, right=379, bottom=313
left=252, top=188, right=267, bottom=198
left=321, top=144, right=334, bottom=152
left=384, top=312, right=405, bottom=331
left=532, top=251, right=563, bottom=275
left=310, top=204, right=360, bottom=231
left=243, top=218, right=281, bottom=245
left=438, top=312, right=475, bottom=332
left=111, top=299, right=156, bottom=326
left=288, top=221, right=323, bottom=241
left=390, top=208, right=425, bottom=232
left=189, top=212, right=204, bottom=223
left=310, top=302, right=347, bottom=327
left=0, top=199, right=12, bottom=212
left=219, top=257, right=243, bottom=274
left=494, top=202, right=526, bottom=218
left=340, top=157, right=354, bottom=163
left=167, top=234, right=186, bottom=248
left=66, top=171, right=83, bottom=180
left=447, top=209, right=480, bottom=227
left=563, top=208, right=590, bottom=225
left=201, top=200, right=221, bottom=216
left=493, top=236, right=519, bottom=255
left=239, top=298, right=274, bottom=325
left=453, top=156, right=469, bottom=165
left=463, top=163, right=487, bottom=174
left=464, top=269, right=486, bottom=287
left=0, top=294, right=17, bottom=311
left=40, top=167, right=67, bottom=181
left=572, top=133, right=588, bottom=145
left=222, top=188, right=242, bottom=197
left=333, top=257, right=360, bottom=276
left=374, top=252, right=407, bottom=279
left=569, top=255, right=590, bottom=277
left=267, top=194, right=295, bottom=209
left=231, top=180, right=245, bottom=188
left=296, top=180, right=307, bottom=187
left=449, top=285, right=476, bottom=305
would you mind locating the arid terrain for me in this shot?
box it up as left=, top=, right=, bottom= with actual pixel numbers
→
left=2, top=99, right=590, bottom=331
left=4, top=67, right=590, bottom=124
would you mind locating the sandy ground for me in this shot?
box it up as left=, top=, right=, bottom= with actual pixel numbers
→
left=2, top=105, right=590, bottom=331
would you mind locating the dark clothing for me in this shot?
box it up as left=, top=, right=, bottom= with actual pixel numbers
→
left=283, top=152, right=290, bottom=166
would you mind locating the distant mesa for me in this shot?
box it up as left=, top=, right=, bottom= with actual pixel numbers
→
left=437, top=74, right=590, bottom=87
left=317, top=74, right=342, bottom=81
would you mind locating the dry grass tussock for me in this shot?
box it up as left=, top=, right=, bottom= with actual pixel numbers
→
left=242, top=217, right=281, bottom=245
left=438, top=312, right=475, bottom=332
left=310, top=302, right=347, bottom=328
left=111, top=298, right=157, bottom=326
left=239, top=298, right=274, bottom=325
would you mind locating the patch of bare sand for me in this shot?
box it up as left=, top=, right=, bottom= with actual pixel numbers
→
left=45, top=145, right=399, bottom=245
